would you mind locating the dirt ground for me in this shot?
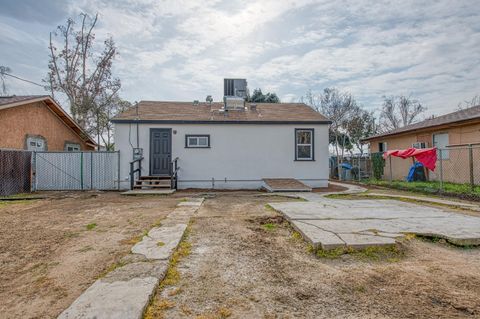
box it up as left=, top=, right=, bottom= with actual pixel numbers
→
left=2, top=189, right=480, bottom=319
left=0, top=192, right=180, bottom=319
left=153, top=192, right=480, bottom=319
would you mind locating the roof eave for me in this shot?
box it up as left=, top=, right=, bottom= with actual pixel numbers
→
left=362, top=117, right=480, bottom=142
left=111, top=119, right=332, bottom=125
left=0, top=96, right=97, bottom=146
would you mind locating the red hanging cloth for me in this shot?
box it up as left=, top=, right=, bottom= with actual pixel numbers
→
left=383, top=147, right=437, bottom=171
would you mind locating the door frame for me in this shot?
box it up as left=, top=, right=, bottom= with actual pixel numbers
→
left=149, top=128, right=172, bottom=176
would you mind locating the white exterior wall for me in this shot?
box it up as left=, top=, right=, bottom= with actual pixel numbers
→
left=114, top=123, right=329, bottom=190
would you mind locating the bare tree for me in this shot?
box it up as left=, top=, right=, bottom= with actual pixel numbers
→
left=45, top=13, right=121, bottom=130
left=0, top=66, right=12, bottom=96
left=303, top=88, right=358, bottom=178
left=89, top=94, right=131, bottom=150
left=379, top=95, right=425, bottom=132
left=457, top=94, right=480, bottom=110
left=344, top=109, right=376, bottom=156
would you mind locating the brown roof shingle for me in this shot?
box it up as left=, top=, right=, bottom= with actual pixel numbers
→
left=0, top=95, right=49, bottom=106
left=112, top=101, right=330, bottom=123
left=364, top=105, right=480, bottom=141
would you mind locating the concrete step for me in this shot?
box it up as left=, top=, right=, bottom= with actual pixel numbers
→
left=133, top=184, right=171, bottom=189
left=263, top=178, right=312, bottom=192
left=135, top=180, right=170, bottom=185
left=139, top=175, right=170, bottom=180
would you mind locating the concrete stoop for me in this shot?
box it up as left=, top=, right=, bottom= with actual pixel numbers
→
left=263, top=178, right=312, bottom=192
left=58, top=197, right=204, bottom=319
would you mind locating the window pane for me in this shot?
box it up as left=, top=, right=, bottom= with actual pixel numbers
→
left=297, top=131, right=311, bottom=144
left=433, top=133, right=449, bottom=159
left=198, top=137, right=207, bottom=146
left=297, top=145, right=312, bottom=159
left=189, top=138, right=198, bottom=146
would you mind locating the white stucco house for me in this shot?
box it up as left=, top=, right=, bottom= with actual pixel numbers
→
left=112, top=98, right=331, bottom=191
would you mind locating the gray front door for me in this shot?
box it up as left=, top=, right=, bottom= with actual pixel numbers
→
left=150, top=129, right=172, bottom=175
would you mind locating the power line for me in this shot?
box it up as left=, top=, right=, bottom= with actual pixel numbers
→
left=1, top=72, right=45, bottom=88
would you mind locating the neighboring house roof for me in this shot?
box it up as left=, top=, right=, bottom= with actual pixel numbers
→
left=111, top=101, right=331, bottom=124
left=0, top=95, right=97, bottom=147
left=364, top=105, right=480, bottom=141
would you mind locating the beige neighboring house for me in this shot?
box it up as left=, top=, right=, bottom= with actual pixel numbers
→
left=363, top=105, right=480, bottom=183
left=0, top=95, right=96, bottom=151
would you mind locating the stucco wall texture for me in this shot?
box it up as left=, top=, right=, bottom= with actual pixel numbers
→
left=0, top=101, right=92, bottom=151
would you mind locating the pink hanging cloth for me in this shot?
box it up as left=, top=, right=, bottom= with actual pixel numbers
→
left=383, top=147, right=437, bottom=171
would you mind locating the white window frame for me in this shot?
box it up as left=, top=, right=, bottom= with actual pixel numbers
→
left=295, top=128, right=314, bottom=161
left=65, top=143, right=81, bottom=152
left=433, top=133, right=449, bottom=160
left=185, top=135, right=210, bottom=148
left=26, top=136, right=46, bottom=151
left=412, top=142, right=427, bottom=149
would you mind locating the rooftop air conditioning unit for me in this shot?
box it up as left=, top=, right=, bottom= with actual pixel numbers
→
left=224, top=78, right=247, bottom=98
left=223, top=96, right=245, bottom=110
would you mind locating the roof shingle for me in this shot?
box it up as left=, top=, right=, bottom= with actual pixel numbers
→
left=0, top=95, right=49, bottom=106
left=112, top=101, right=330, bottom=123
left=364, top=105, right=480, bottom=141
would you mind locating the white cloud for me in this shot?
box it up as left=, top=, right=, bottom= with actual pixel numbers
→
left=1, top=0, right=479, bottom=116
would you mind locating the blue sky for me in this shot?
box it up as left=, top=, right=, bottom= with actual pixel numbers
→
left=1, top=0, right=479, bottom=116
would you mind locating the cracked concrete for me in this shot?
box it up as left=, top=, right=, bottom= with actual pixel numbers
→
left=270, top=184, right=480, bottom=250
left=58, top=197, right=204, bottom=319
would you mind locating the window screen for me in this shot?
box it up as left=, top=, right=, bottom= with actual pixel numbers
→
left=295, top=129, right=314, bottom=160
left=186, top=135, right=210, bottom=148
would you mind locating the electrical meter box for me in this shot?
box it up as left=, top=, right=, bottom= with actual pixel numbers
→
left=133, top=148, right=143, bottom=160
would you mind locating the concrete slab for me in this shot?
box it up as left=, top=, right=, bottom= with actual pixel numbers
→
left=263, top=178, right=312, bottom=192
left=131, top=223, right=187, bottom=260
left=292, top=220, right=345, bottom=250
left=270, top=195, right=480, bottom=249
left=103, top=261, right=168, bottom=282
left=58, top=277, right=158, bottom=319
left=59, top=197, right=205, bottom=319
left=337, top=233, right=396, bottom=249
left=366, top=192, right=480, bottom=211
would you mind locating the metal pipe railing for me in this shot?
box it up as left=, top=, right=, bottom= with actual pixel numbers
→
left=129, top=157, right=143, bottom=190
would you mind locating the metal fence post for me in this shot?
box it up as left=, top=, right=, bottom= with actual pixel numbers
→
left=117, top=151, right=121, bottom=191
left=389, top=155, right=393, bottom=183
left=469, top=144, right=474, bottom=192
left=80, top=152, right=84, bottom=190
left=90, top=152, right=94, bottom=190
left=31, top=151, right=36, bottom=192
left=438, top=149, right=443, bottom=192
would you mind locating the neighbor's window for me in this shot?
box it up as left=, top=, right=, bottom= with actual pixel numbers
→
left=65, top=143, right=81, bottom=152
left=378, top=142, right=387, bottom=152
left=185, top=135, right=210, bottom=148
left=433, top=133, right=449, bottom=159
left=26, top=136, right=46, bottom=151
left=295, top=129, right=314, bottom=160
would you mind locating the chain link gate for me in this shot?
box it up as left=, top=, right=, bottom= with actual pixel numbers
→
left=0, top=149, right=32, bottom=196
left=33, top=151, right=120, bottom=191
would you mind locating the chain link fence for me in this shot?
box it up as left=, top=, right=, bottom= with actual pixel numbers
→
left=332, top=146, right=480, bottom=197
left=0, top=150, right=120, bottom=195
left=0, top=149, right=32, bottom=196
left=33, top=151, right=120, bottom=191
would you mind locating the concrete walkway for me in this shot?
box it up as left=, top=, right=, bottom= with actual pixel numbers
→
left=270, top=182, right=480, bottom=250
left=58, top=197, right=204, bottom=319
